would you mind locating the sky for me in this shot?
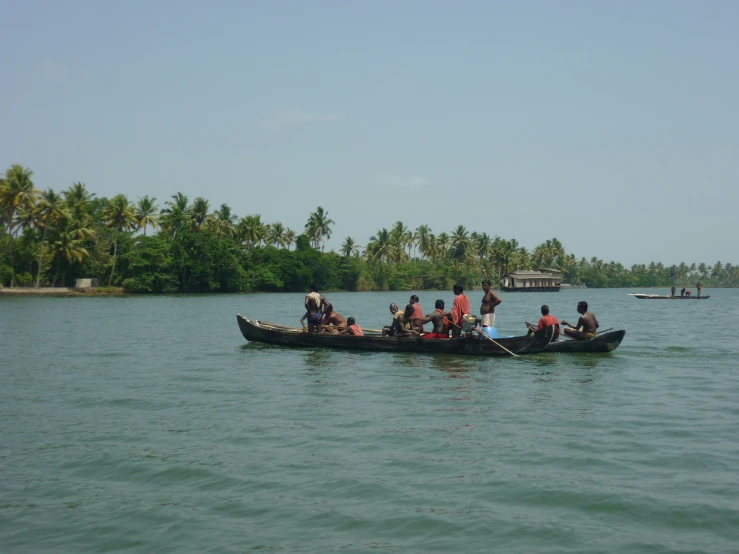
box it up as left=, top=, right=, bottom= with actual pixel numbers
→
left=1, top=0, right=738, bottom=266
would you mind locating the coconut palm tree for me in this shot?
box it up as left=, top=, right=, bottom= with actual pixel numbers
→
left=284, top=229, right=297, bottom=250
left=449, top=225, right=472, bottom=265
left=189, top=197, right=210, bottom=231
left=341, top=236, right=360, bottom=257
left=160, top=193, right=190, bottom=238
left=34, top=188, right=69, bottom=287
left=0, top=164, right=36, bottom=267
left=50, top=224, right=90, bottom=287
left=103, top=194, right=136, bottom=285
left=366, top=228, right=391, bottom=262
left=415, top=225, right=433, bottom=259
left=213, top=203, right=237, bottom=239
left=305, top=206, right=335, bottom=249
left=134, top=196, right=159, bottom=235
left=267, top=222, right=288, bottom=248
left=237, top=215, right=266, bottom=248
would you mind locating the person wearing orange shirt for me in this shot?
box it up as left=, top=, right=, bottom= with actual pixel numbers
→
left=526, top=305, right=561, bottom=341
left=450, top=284, right=471, bottom=338
left=409, top=294, right=424, bottom=333
left=339, top=317, right=364, bottom=336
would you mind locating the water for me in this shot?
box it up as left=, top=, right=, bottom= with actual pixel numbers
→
left=1, top=288, right=738, bottom=553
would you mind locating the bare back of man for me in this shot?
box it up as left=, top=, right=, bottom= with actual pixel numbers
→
left=562, top=301, right=599, bottom=341
left=303, top=284, right=328, bottom=333
left=321, top=305, right=347, bottom=333
left=421, top=300, right=450, bottom=337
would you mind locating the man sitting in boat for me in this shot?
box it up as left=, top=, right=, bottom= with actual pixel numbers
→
left=450, top=284, right=471, bottom=338
left=409, top=294, right=424, bottom=333
left=382, top=303, right=417, bottom=337
left=303, top=283, right=328, bottom=333
left=526, top=304, right=560, bottom=341
left=339, top=317, right=364, bottom=336
left=421, top=299, right=450, bottom=339
left=320, top=304, right=347, bottom=333
left=561, top=301, right=599, bottom=340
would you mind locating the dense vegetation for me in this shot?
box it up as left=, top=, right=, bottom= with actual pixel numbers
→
left=1, top=164, right=737, bottom=292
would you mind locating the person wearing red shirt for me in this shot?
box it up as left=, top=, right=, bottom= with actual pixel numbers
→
left=526, top=305, right=560, bottom=341
left=339, top=317, right=364, bottom=336
left=450, top=284, right=471, bottom=338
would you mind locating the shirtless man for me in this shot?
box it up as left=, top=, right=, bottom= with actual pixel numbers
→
left=302, top=283, right=328, bottom=333
left=480, top=280, right=502, bottom=328
left=383, top=304, right=419, bottom=337
left=321, top=303, right=347, bottom=333
left=561, top=301, right=599, bottom=341
left=421, top=299, right=450, bottom=339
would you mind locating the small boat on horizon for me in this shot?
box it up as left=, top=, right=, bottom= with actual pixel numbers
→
left=628, top=294, right=710, bottom=300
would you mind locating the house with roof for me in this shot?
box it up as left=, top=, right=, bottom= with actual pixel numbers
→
left=500, top=268, right=562, bottom=292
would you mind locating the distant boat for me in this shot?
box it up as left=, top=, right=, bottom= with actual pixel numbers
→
left=628, top=294, right=710, bottom=300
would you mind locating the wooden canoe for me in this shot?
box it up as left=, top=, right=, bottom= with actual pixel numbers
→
left=544, top=330, right=626, bottom=353
left=237, top=315, right=551, bottom=357
left=629, top=294, right=710, bottom=300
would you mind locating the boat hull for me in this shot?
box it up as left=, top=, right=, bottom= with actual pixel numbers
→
left=237, top=315, right=550, bottom=356
left=544, top=330, right=626, bottom=353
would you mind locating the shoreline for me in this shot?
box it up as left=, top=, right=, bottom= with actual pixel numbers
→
left=0, top=287, right=125, bottom=297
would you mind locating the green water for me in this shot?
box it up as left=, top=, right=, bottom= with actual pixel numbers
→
left=1, top=289, right=738, bottom=553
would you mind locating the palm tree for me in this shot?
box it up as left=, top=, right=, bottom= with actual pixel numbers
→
left=34, top=188, right=69, bottom=287
left=305, top=206, right=335, bottom=249
left=366, top=228, right=391, bottom=262
left=160, top=193, right=190, bottom=238
left=213, top=203, right=237, bottom=239
left=134, top=196, right=159, bottom=235
left=267, top=222, right=287, bottom=248
left=449, top=225, right=472, bottom=265
left=190, top=197, right=210, bottom=231
left=50, top=224, right=90, bottom=287
left=284, top=229, right=297, bottom=250
left=415, top=225, right=433, bottom=259
left=341, top=237, right=360, bottom=257
left=0, top=164, right=36, bottom=267
left=436, top=232, right=450, bottom=259
left=237, top=215, right=266, bottom=248
left=103, top=194, right=136, bottom=285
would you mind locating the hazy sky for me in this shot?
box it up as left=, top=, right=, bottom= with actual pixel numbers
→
left=2, top=1, right=738, bottom=265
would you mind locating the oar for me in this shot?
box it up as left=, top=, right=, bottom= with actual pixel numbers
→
left=444, top=317, right=519, bottom=357
left=595, top=328, right=613, bottom=336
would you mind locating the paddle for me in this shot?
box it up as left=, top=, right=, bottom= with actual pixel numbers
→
left=444, top=317, right=519, bottom=357
left=595, top=328, right=613, bottom=336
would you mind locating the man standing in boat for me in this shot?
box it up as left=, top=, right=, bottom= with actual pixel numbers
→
left=561, top=301, right=599, bottom=340
left=450, top=284, right=471, bottom=338
left=480, top=280, right=502, bottom=329
left=303, top=283, right=328, bottom=333
left=671, top=285, right=676, bottom=297
left=697, top=282, right=703, bottom=297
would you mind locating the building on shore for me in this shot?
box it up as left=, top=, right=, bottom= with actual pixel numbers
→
left=500, top=268, right=562, bottom=292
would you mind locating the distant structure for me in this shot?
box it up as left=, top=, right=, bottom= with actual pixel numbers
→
left=500, top=268, right=561, bottom=292
left=75, top=278, right=99, bottom=289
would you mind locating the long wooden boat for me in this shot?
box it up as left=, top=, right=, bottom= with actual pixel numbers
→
left=237, top=315, right=551, bottom=357
left=629, top=294, right=710, bottom=300
left=501, top=286, right=560, bottom=292
left=544, top=330, right=626, bottom=353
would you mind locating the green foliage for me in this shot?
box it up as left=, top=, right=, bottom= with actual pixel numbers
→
left=2, top=163, right=738, bottom=292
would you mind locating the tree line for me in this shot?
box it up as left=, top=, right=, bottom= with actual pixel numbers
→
left=1, top=164, right=737, bottom=292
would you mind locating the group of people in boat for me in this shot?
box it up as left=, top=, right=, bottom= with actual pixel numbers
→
left=301, top=282, right=601, bottom=342
left=671, top=282, right=704, bottom=297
